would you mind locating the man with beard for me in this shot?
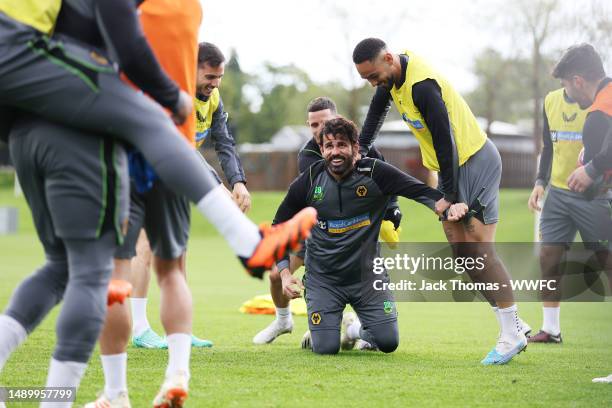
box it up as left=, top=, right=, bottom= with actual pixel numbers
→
left=272, top=117, right=468, bottom=355
left=352, top=38, right=531, bottom=365
left=253, top=97, right=404, bottom=346
left=551, top=43, right=612, bottom=384
left=127, top=42, right=251, bottom=352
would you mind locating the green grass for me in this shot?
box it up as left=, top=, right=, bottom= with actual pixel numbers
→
left=0, top=187, right=611, bottom=407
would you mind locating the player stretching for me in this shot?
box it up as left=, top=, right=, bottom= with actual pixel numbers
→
left=0, top=2, right=316, bottom=407
left=352, top=38, right=530, bottom=365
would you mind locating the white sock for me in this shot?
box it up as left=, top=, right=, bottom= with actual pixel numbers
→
left=346, top=320, right=362, bottom=341
left=40, top=358, right=87, bottom=407
left=492, top=306, right=501, bottom=329
left=275, top=307, right=292, bottom=324
left=196, top=185, right=260, bottom=258
left=498, top=304, right=521, bottom=338
left=166, top=333, right=191, bottom=380
left=542, top=306, right=560, bottom=336
left=130, top=298, right=151, bottom=337
left=0, top=315, right=27, bottom=370
left=101, top=353, right=127, bottom=399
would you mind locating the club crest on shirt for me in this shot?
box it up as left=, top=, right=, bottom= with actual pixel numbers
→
left=356, top=185, right=368, bottom=197
left=562, top=112, right=577, bottom=122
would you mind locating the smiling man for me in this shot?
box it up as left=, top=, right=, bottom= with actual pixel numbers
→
left=253, top=97, right=404, bottom=346
left=272, top=116, right=467, bottom=355
left=125, top=42, right=252, bottom=359
left=352, top=38, right=531, bottom=365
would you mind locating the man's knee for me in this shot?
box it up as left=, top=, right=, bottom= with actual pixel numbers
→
left=376, top=332, right=399, bottom=353
left=269, top=267, right=281, bottom=285
left=4, top=260, right=69, bottom=332
left=366, top=322, right=399, bottom=354
left=311, top=330, right=340, bottom=355
left=55, top=319, right=104, bottom=363
left=154, top=256, right=183, bottom=283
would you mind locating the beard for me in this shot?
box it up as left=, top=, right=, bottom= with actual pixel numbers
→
left=326, top=154, right=352, bottom=176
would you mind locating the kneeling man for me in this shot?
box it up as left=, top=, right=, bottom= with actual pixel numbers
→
left=273, top=117, right=467, bottom=354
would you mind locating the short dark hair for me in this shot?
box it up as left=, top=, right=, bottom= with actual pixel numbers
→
left=352, top=38, right=387, bottom=64
left=320, top=116, right=359, bottom=146
left=307, top=97, right=337, bottom=114
left=552, top=43, right=605, bottom=81
left=198, top=42, right=225, bottom=67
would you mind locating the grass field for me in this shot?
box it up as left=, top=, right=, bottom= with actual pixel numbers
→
left=0, top=187, right=611, bottom=407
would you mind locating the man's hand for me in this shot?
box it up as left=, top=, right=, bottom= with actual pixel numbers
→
left=280, top=268, right=304, bottom=299
left=435, top=198, right=452, bottom=217
left=171, top=90, right=193, bottom=125
left=384, top=207, right=402, bottom=230
left=445, top=203, right=468, bottom=222
left=567, top=166, right=594, bottom=193
left=528, top=185, right=545, bottom=212
left=232, top=182, right=251, bottom=213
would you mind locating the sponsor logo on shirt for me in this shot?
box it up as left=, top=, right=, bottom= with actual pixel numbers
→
left=327, top=214, right=371, bottom=234
left=313, top=185, right=324, bottom=201
left=402, top=113, right=424, bottom=129
left=550, top=131, right=582, bottom=142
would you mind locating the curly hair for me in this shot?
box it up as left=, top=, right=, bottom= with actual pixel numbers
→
left=319, top=116, right=359, bottom=145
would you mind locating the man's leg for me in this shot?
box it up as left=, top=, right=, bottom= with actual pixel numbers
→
left=87, top=258, right=132, bottom=408
left=457, top=219, right=527, bottom=364
left=528, top=245, right=566, bottom=343
left=177, top=252, right=213, bottom=348
left=253, top=255, right=303, bottom=345
left=41, top=231, right=117, bottom=408
left=345, top=280, right=399, bottom=353
left=0, top=27, right=312, bottom=276
left=129, top=231, right=169, bottom=348
left=530, top=187, right=577, bottom=343
left=0, top=253, right=68, bottom=371
left=443, top=140, right=527, bottom=364
left=152, top=256, right=192, bottom=407
left=310, top=330, right=341, bottom=355
left=302, top=274, right=345, bottom=354
left=358, top=321, right=399, bottom=354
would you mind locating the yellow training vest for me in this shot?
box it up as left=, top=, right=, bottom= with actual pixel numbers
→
left=544, top=88, right=587, bottom=190
left=390, top=51, right=486, bottom=171
left=194, top=88, right=220, bottom=148
left=0, top=0, right=61, bottom=34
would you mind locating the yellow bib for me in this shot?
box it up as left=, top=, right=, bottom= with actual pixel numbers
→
left=390, top=51, right=486, bottom=171
left=0, top=0, right=61, bottom=34
left=544, top=89, right=587, bottom=190
left=194, top=89, right=220, bottom=148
